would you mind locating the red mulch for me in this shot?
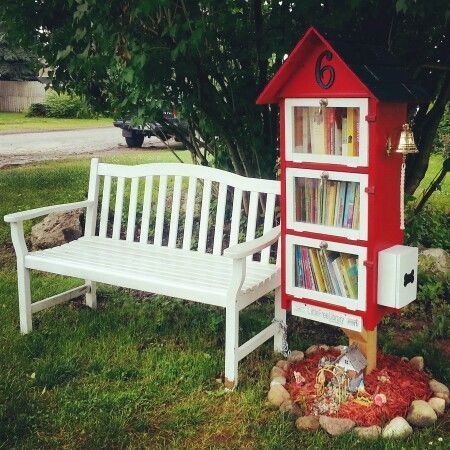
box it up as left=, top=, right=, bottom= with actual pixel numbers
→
left=284, top=349, right=433, bottom=427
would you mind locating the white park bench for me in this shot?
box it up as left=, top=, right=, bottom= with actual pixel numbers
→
left=5, top=159, right=285, bottom=387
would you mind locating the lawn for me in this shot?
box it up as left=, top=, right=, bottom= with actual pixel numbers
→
left=0, top=152, right=448, bottom=449
left=0, top=112, right=112, bottom=134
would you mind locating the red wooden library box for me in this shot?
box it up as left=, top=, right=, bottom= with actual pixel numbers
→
left=257, top=27, right=428, bottom=363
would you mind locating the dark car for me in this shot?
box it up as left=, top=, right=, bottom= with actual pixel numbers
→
left=113, top=111, right=185, bottom=148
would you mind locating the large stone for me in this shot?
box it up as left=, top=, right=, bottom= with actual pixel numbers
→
left=406, top=399, right=437, bottom=427
left=429, top=379, right=449, bottom=396
left=409, top=356, right=424, bottom=371
left=420, top=248, right=450, bottom=276
left=287, top=350, right=304, bottom=364
left=435, top=392, right=450, bottom=405
left=354, top=425, right=382, bottom=440
left=428, top=397, right=446, bottom=416
left=382, top=417, right=413, bottom=439
left=276, top=360, right=290, bottom=371
left=319, top=416, right=355, bottom=436
left=267, top=384, right=290, bottom=407
left=270, top=366, right=285, bottom=380
left=31, top=210, right=83, bottom=250
left=295, top=415, right=320, bottom=431
left=270, top=376, right=287, bottom=386
left=279, top=399, right=302, bottom=417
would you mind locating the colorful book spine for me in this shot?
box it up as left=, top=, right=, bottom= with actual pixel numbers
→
left=347, top=107, right=354, bottom=156
left=354, top=108, right=359, bottom=156
left=341, top=110, right=348, bottom=156
left=294, top=107, right=303, bottom=152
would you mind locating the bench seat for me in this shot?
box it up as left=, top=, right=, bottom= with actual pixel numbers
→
left=26, top=237, right=280, bottom=307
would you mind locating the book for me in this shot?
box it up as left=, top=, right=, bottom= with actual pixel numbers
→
left=325, top=180, right=337, bottom=225
left=327, top=252, right=342, bottom=296
left=341, top=110, right=348, bottom=156
left=347, top=107, right=354, bottom=156
left=309, top=248, right=326, bottom=292
left=332, top=257, right=348, bottom=297
left=337, top=182, right=348, bottom=227
left=309, top=108, right=325, bottom=154
left=334, top=109, right=342, bottom=155
left=343, top=182, right=356, bottom=228
left=354, top=108, right=359, bottom=156
left=341, top=254, right=358, bottom=299
left=294, top=107, right=303, bottom=152
left=353, top=187, right=360, bottom=229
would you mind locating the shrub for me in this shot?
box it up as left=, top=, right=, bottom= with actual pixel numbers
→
left=44, top=91, right=92, bottom=118
left=26, top=102, right=46, bottom=117
left=405, top=204, right=450, bottom=251
left=26, top=91, right=94, bottom=118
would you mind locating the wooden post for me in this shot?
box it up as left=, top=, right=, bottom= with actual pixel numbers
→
left=342, top=327, right=377, bottom=374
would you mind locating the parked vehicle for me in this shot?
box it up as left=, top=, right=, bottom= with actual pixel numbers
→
left=113, top=111, right=185, bottom=148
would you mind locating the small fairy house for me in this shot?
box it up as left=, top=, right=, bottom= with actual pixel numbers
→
left=334, top=345, right=367, bottom=392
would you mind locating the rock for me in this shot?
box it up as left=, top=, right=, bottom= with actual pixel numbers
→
left=279, top=399, right=302, bottom=417
left=420, top=248, right=450, bottom=276
left=319, top=416, right=355, bottom=436
left=276, top=360, right=290, bottom=371
left=295, top=415, right=320, bottom=431
left=270, top=366, right=285, bottom=380
left=318, top=344, right=330, bottom=351
left=429, top=379, right=449, bottom=396
left=435, top=392, right=450, bottom=405
left=354, top=425, right=382, bottom=440
left=409, top=356, right=424, bottom=371
left=31, top=210, right=83, bottom=250
left=305, top=345, right=319, bottom=355
left=382, top=417, right=413, bottom=439
left=267, top=384, right=290, bottom=407
left=287, top=350, right=304, bottom=363
left=270, top=376, right=286, bottom=386
left=428, top=397, right=446, bottom=416
left=401, top=356, right=409, bottom=362
left=406, top=399, right=437, bottom=427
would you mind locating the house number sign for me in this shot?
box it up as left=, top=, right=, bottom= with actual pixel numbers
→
left=315, top=50, right=335, bottom=89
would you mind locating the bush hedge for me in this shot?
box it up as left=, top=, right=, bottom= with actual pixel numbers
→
left=26, top=91, right=93, bottom=118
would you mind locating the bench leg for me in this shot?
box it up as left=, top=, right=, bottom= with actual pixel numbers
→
left=18, top=265, right=32, bottom=334
left=274, top=287, right=286, bottom=353
left=85, top=280, right=97, bottom=309
left=224, top=301, right=239, bottom=389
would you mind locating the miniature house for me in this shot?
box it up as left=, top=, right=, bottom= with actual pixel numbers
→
left=334, top=344, right=367, bottom=392
left=257, top=27, right=428, bottom=370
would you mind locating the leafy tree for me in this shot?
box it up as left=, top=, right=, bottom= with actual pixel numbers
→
left=0, top=25, right=38, bottom=80
left=1, top=1, right=448, bottom=194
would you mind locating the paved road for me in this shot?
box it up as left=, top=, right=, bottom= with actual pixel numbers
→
left=0, top=127, right=177, bottom=167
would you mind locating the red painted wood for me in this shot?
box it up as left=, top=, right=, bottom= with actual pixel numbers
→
left=261, top=28, right=408, bottom=330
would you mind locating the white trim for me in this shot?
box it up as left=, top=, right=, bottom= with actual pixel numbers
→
left=284, top=98, right=369, bottom=167
left=286, top=168, right=368, bottom=241
left=285, top=234, right=367, bottom=311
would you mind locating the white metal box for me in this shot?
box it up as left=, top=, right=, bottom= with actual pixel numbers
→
left=377, top=245, right=418, bottom=309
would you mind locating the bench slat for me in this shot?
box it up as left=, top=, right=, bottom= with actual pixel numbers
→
left=112, top=177, right=125, bottom=239
left=182, top=177, right=197, bottom=250
left=245, top=191, right=259, bottom=262
left=197, top=179, right=211, bottom=253
left=126, top=177, right=140, bottom=241
left=213, top=183, right=227, bottom=255
left=261, top=193, right=276, bottom=263
left=168, top=175, right=182, bottom=248
left=154, top=176, right=168, bottom=246
left=229, top=188, right=242, bottom=247
left=139, top=176, right=154, bottom=243
left=99, top=175, right=111, bottom=237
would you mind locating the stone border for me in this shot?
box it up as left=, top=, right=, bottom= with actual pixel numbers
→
left=267, top=345, right=449, bottom=438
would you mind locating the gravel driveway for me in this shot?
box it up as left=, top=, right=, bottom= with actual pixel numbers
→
left=0, top=127, right=176, bottom=168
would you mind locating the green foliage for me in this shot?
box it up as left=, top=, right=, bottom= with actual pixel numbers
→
left=43, top=91, right=93, bottom=118
left=1, top=1, right=448, bottom=184
left=434, top=104, right=450, bottom=156
left=405, top=204, right=450, bottom=250
left=25, top=102, right=46, bottom=117
left=0, top=24, right=37, bottom=80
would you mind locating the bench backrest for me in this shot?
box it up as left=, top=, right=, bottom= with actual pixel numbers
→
left=86, top=159, right=280, bottom=263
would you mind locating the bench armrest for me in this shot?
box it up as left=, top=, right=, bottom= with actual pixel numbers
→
left=223, top=225, right=281, bottom=260
left=4, top=200, right=93, bottom=224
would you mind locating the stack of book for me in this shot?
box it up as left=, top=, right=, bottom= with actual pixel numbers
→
left=295, top=178, right=360, bottom=229
left=294, top=246, right=358, bottom=299
left=293, top=107, right=359, bottom=156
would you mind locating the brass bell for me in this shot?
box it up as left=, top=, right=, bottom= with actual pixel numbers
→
left=396, top=124, right=418, bottom=155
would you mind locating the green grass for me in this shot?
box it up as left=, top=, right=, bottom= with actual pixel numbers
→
left=0, top=112, right=112, bottom=133
left=0, top=153, right=449, bottom=448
